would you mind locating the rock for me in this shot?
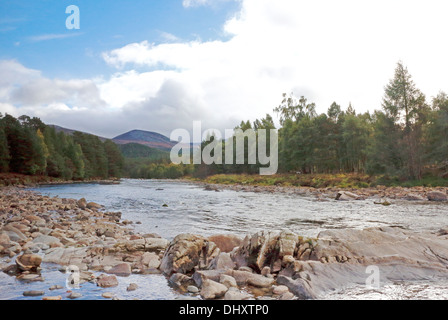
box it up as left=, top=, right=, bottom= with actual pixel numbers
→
left=68, top=292, right=82, bottom=299
left=77, top=198, right=87, bottom=209
left=102, top=292, right=114, bottom=299
left=0, top=232, right=10, bottom=246
left=144, top=238, right=169, bottom=252
left=42, top=296, right=62, bottom=300
left=169, top=273, right=194, bottom=289
left=86, top=202, right=102, bottom=210
left=246, top=274, right=275, bottom=288
left=239, top=266, right=253, bottom=273
left=280, top=292, right=295, bottom=300
left=224, top=270, right=254, bottom=286
left=127, top=283, right=139, bottom=291
left=224, top=287, right=252, bottom=300
left=261, top=266, right=271, bottom=276
left=210, top=252, right=236, bottom=270
left=208, top=234, right=243, bottom=253
left=106, top=263, right=131, bottom=276
left=192, top=270, right=224, bottom=288
left=141, top=252, right=161, bottom=269
left=200, top=279, right=228, bottom=300
left=49, top=285, right=64, bottom=291
left=273, top=285, right=289, bottom=295
left=160, top=234, right=220, bottom=275
left=15, top=253, right=42, bottom=272
left=335, top=191, right=361, bottom=201
left=23, top=290, right=44, bottom=297
left=2, top=225, right=27, bottom=242
left=43, top=247, right=88, bottom=267
left=427, top=191, right=447, bottom=201
left=96, top=274, right=119, bottom=288
left=32, top=235, right=62, bottom=247
left=402, top=193, right=425, bottom=201
left=219, top=274, right=238, bottom=288
left=187, top=285, right=199, bottom=293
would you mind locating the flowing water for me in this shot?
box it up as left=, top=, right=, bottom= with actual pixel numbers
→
left=1, top=179, right=448, bottom=300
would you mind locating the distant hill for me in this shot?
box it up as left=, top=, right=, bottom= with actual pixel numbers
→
left=49, top=125, right=109, bottom=142
left=117, top=143, right=169, bottom=160
left=113, top=130, right=177, bottom=151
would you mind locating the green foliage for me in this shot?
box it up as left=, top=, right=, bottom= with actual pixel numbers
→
left=0, top=114, right=124, bottom=180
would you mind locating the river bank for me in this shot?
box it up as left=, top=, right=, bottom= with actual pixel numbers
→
left=1, top=185, right=448, bottom=300
left=0, top=173, right=121, bottom=188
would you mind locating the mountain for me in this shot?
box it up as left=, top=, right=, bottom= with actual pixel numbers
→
left=112, top=130, right=176, bottom=151
left=49, top=125, right=109, bottom=142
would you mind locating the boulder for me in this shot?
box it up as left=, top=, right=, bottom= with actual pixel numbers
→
left=200, top=279, right=228, bottom=300
left=141, top=252, right=160, bottom=269
left=427, top=191, right=447, bottom=202
left=402, top=193, right=426, bottom=201
left=15, top=253, right=42, bottom=272
left=208, top=234, right=243, bottom=253
left=33, top=235, right=62, bottom=247
left=192, top=270, right=224, bottom=288
left=96, top=274, right=118, bottom=288
left=335, top=191, right=361, bottom=201
left=127, top=283, right=139, bottom=291
left=86, top=202, right=102, bottom=210
left=160, top=234, right=220, bottom=275
left=219, top=274, right=238, bottom=288
left=2, top=225, right=27, bottom=242
left=210, top=252, right=236, bottom=270
left=77, top=198, right=87, bottom=209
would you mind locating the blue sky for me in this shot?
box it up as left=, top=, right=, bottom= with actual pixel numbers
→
left=0, top=0, right=240, bottom=79
left=1, top=0, right=448, bottom=138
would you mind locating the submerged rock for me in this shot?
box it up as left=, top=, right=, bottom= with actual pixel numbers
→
left=427, top=191, right=447, bottom=202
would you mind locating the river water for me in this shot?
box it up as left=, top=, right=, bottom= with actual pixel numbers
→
left=2, top=179, right=448, bottom=300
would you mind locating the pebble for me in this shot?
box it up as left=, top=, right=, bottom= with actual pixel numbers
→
left=102, top=292, right=114, bottom=299
left=49, top=285, right=64, bottom=291
left=23, top=290, right=45, bottom=297
left=42, top=296, right=62, bottom=300
left=127, top=283, right=139, bottom=291
left=187, top=285, right=199, bottom=293
left=68, top=292, right=82, bottom=299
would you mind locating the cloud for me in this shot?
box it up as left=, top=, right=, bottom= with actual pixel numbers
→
left=3, top=0, right=448, bottom=139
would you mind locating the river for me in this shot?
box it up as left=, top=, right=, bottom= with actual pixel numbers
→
left=1, top=179, right=448, bottom=300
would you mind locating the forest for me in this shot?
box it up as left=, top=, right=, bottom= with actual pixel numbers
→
left=0, top=62, right=447, bottom=185
left=0, top=114, right=124, bottom=180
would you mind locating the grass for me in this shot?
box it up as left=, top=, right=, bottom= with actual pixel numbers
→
left=189, top=172, right=448, bottom=189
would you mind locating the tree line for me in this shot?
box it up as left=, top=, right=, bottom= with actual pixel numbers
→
left=0, top=114, right=124, bottom=180
left=196, top=62, right=448, bottom=181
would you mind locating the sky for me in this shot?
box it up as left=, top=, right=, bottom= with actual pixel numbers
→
left=1, top=0, right=448, bottom=139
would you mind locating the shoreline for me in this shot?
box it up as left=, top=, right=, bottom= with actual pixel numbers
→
left=1, top=184, right=448, bottom=300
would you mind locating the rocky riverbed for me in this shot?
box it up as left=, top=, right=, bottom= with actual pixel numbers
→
left=1, top=186, right=448, bottom=300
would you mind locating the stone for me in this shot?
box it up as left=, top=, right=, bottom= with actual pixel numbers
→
left=224, top=287, right=252, bottom=300
left=219, top=274, right=238, bottom=288
left=246, top=274, right=275, bottom=288
left=15, top=253, right=42, bottom=272
left=192, top=270, right=224, bottom=288
left=42, top=296, right=62, bottom=300
left=87, top=202, right=102, bottom=210
left=106, top=263, right=131, bottom=276
left=187, top=285, right=199, bottom=293
left=261, top=266, right=271, bottom=276
left=96, top=274, right=119, bottom=288
left=160, top=234, right=220, bottom=275
left=208, top=234, right=243, bottom=253
left=32, top=235, right=62, bottom=247
left=280, top=292, right=295, bottom=300
left=402, top=193, right=425, bottom=201
left=141, top=252, right=161, bottom=269
left=102, top=292, right=115, bottom=299
left=427, top=191, right=447, bottom=202
left=210, top=252, right=236, bottom=270
left=2, top=225, right=27, bottom=242
left=49, top=285, right=64, bottom=291
left=273, top=285, right=290, bottom=295
left=169, top=273, right=194, bottom=289
left=23, top=290, right=44, bottom=297
left=68, top=292, right=82, bottom=299
left=127, top=283, right=139, bottom=291
left=200, top=279, right=228, bottom=300
left=77, top=198, right=87, bottom=209
left=335, top=191, right=361, bottom=201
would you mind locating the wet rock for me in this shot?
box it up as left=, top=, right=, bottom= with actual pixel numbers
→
left=77, top=198, right=87, bottom=209
left=160, top=234, right=220, bottom=275
left=15, top=253, right=42, bottom=272
left=427, top=191, right=447, bottom=202
left=210, top=252, right=236, bottom=270
left=49, top=285, right=64, bottom=291
left=102, top=292, right=114, bottom=299
left=127, top=283, right=139, bottom=291
left=86, top=202, right=102, bottom=210
left=169, top=273, right=195, bottom=290
left=200, top=279, right=228, bottom=300
left=96, top=274, right=119, bottom=288
left=23, top=290, right=45, bottom=297
left=68, top=292, right=82, bottom=299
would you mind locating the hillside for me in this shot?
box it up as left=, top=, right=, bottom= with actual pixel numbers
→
left=117, top=143, right=169, bottom=160
left=113, top=130, right=176, bottom=151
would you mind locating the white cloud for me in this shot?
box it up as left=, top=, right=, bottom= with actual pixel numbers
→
left=3, top=0, right=448, bottom=138
left=28, top=33, right=83, bottom=42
